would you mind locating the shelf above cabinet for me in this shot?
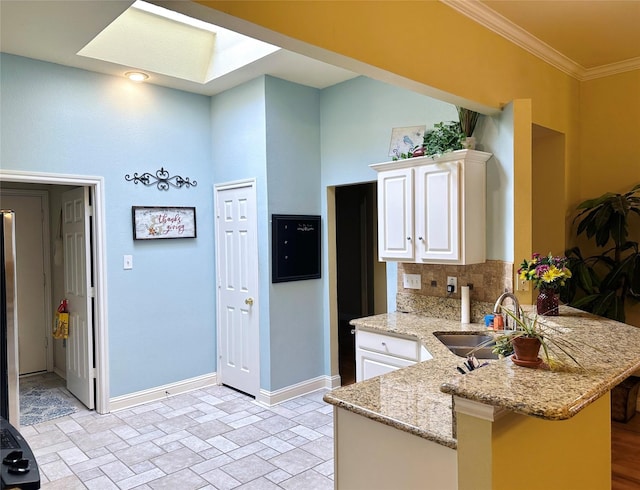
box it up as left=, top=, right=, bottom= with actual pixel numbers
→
left=369, top=149, right=493, bottom=173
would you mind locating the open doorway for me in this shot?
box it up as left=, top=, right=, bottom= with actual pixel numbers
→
left=335, top=182, right=386, bottom=385
left=0, top=183, right=96, bottom=424
left=0, top=171, right=110, bottom=425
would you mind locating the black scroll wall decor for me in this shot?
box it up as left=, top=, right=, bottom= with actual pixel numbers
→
left=125, top=167, right=197, bottom=191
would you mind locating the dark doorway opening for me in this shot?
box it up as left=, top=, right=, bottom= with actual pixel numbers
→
left=335, top=182, right=384, bottom=385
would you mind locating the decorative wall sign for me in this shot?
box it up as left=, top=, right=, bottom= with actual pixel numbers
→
left=272, top=215, right=321, bottom=283
left=388, top=125, right=426, bottom=158
left=125, top=167, right=197, bottom=191
left=132, top=206, right=196, bottom=240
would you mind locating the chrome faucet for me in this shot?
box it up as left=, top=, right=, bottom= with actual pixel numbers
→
left=493, top=292, right=521, bottom=331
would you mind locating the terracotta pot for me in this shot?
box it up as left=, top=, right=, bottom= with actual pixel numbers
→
left=512, top=336, right=541, bottom=362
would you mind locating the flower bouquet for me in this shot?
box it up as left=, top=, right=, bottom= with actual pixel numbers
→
left=518, top=253, right=572, bottom=315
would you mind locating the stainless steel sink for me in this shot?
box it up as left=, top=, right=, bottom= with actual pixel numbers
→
left=433, top=332, right=499, bottom=359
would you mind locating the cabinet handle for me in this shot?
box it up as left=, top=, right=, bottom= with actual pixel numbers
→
left=418, top=236, right=424, bottom=241
left=381, top=342, right=387, bottom=346
left=407, top=237, right=412, bottom=241
left=350, top=329, right=355, bottom=335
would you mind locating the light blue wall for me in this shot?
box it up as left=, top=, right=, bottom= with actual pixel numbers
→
left=318, top=77, right=460, bottom=373
left=265, top=76, right=323, bottom=390
left=321, top=77, right=458, bottom=187
left=0, top=54, right=216, bottom=397
left=1, top=54, right=515, bottom=398
left=210, top=77, right=271, bottom=388
left=210, top=76, right=324, bottom=391
left=475, top=103, right=515, bottom=261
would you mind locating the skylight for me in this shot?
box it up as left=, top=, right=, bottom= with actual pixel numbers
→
left=78, top=0, right=280, bottom=84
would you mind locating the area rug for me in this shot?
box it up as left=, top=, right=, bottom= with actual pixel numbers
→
left=20, top=386, right=79, bottom=426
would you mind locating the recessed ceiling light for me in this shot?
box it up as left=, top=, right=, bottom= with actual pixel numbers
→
left=125, top=71, right=149, bottom=82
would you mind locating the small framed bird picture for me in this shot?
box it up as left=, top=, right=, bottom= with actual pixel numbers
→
left=388, top=125, right=426, bottom=159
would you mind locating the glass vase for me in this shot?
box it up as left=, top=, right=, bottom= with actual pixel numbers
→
left=536, top=289, right=559, bottom=316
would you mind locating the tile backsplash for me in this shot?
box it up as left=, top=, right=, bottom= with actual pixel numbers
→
left=397, top=260, right=514, bottom=323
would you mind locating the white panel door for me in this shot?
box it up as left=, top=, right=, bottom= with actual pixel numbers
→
left=215, top=181, right=259, bottom=397
left=62, top=187, right=94, bottom=409
left=1, top=192, right=49, bottom=375
left=416, top=162, right=460, bottom=262
left=377, top=168, right=414, bottom=260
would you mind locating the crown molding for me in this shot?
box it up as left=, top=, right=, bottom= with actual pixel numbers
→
left=581, top=57, right=640, bottom=81
left=441, top=0, right=639, bottom=81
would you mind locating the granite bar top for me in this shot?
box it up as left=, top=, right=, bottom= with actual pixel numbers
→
left=323, top=306, right=640, bottom=449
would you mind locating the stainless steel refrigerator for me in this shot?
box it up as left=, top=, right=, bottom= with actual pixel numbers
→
left=1, top=210, right=20, bottom=427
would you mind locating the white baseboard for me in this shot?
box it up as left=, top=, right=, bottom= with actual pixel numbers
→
left=53, top=367, right=66, bottom=380
left=256, top=375, right=341, bottom=407
left=109, top=372, right=217, bottom=412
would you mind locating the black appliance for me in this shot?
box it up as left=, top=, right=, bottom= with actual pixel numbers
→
left=1, top=417, right=40, bottom=490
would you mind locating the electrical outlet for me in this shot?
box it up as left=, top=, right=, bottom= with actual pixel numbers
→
left=447, top=276, right=457, bottom=293
left=515, top=272, right=529, bottom=291
left=403, top=273, right=421, bottom=290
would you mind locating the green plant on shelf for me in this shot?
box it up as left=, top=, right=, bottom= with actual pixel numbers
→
left=422, top=121, right=464, bottom=157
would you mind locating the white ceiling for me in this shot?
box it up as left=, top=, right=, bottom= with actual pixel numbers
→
left=0, top=0, right=359, bottom=96
left=1, top=0, right=639, bottom=97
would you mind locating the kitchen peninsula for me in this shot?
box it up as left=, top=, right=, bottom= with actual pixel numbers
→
left=324, top=306, right=640, bottom=490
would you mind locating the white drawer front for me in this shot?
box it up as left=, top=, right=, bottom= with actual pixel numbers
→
left=359, top=352, right=415, bottom=381
left=356, top=329, right=419, bottom=361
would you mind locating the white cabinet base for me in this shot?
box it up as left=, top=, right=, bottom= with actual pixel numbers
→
left=355, top=328, right=432, bottom=382
left=334, top=407, right=457, bottom=490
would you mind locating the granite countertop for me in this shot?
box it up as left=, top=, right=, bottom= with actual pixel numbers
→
left=323, top=306, right=640, bottom=449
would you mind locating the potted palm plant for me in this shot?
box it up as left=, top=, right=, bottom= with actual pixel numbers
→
left=492, top=308, right=586, bottom=369
left=563, top=184, right=640, bottom=322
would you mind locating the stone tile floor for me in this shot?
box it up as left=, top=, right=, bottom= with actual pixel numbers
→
left=20, top=379, right=334, bottom=489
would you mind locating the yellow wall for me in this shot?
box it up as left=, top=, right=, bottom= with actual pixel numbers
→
left=532, top=125, right=566, bottom=258
left=198, top=2, right=579, bottom=126
left=579, top=70, right=640, bottom=202
left=578, top=69, right=640, bottom=326
left=492, top=393, right=611, bottom=490
left=197, top=0, right=639, bottom=324
left=456, top=394, right=611, bottom=490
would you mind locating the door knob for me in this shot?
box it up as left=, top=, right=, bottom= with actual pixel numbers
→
left=245, top=297, right=254, bottom=306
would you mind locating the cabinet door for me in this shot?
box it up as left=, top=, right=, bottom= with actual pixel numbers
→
left=377, top=168, right=414, bottom=260
left=356, top=349, right=416, bottom=381
left=415, top=162, right=460, bottom=261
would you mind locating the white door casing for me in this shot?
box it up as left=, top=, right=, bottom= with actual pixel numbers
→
left=1, top=191, right=52, bottom=375
left=62, top=187, right=95, bottom=409
left=1, top=170, right=109, bottom=415
left=214, top=180, right=259, bottom=397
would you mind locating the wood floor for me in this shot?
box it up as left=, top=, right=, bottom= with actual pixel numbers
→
left=612, top=414, right=640, bottom=489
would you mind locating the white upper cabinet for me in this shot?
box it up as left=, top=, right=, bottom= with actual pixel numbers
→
left=371, top=150, right=491, bottom=265
left=377, top=167, right=414, bottom=260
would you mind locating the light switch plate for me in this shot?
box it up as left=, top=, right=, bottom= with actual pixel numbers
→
left=403, top=273, right=421, bottom=290
left=124, top=255, right=133, bottom=270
